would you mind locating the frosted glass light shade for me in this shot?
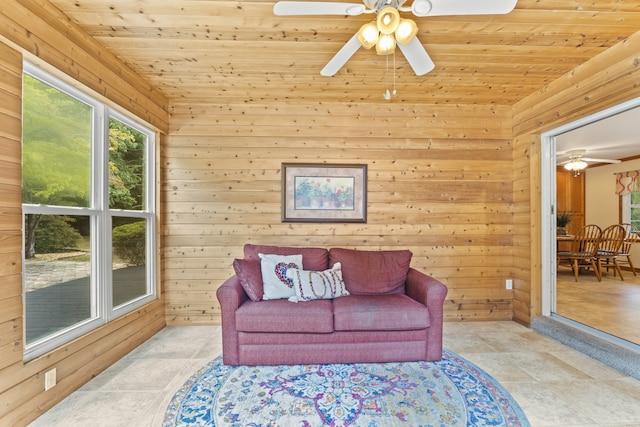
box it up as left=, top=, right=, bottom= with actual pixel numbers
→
left=357, top=22, right=379, bottom=49
left=395, top=18, right=418, bottom=44
left=377, top=6, right=400, bottom=34
left=376, top=33, right=396, bottom=55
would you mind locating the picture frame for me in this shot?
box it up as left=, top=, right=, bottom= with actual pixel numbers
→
left=282, top=163, right=367, bottom=223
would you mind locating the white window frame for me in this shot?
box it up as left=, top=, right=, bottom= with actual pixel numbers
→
left=22, top=62, right=157, bottom=360
left=621, top=192, right=640, bottom=228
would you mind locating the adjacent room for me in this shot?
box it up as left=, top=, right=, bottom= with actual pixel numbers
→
left=1, top=0, right=640, bottom=425
left=553, top=106, right=640, bottom=346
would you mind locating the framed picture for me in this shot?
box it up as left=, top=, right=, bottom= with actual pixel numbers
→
left=282, top=163, right=367, bottom=223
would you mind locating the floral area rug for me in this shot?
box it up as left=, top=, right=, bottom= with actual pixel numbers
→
left=163, top=350, right=530, bottom=426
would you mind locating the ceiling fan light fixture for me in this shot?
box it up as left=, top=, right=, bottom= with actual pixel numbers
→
left=564, top=159, right=588, bottom=171
left=376, top=33, right=396, bottom=55
left=357, top=21, right=379, bottom=49
left=377, top=6, right=400, bottom=34
left=395, top=18, right=418, bottom=44
left=273, top=0, right=520, bottom=76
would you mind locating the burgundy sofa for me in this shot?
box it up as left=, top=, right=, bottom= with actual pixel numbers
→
left=216, top=244, right=448, bottom=366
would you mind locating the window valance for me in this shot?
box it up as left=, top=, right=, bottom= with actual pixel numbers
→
left=615, top=170, right=640, bottom=195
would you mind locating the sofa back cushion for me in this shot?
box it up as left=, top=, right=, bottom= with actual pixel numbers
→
left=329, top=248, right=412, bottom=295
left=243, top=244, right=329, bottom=271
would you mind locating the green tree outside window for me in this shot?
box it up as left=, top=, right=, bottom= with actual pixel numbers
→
left=22, top=75, right=146, bottom=258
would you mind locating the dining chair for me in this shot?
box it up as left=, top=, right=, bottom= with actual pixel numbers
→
left=557, top=224, right=602, bottom=282
left=595, top=224, right=626, bottom=280
left=619, top=223, right=639, bottom=276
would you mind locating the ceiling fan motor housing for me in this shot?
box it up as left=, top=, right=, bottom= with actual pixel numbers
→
left=365, top=0, right=405, bottom=12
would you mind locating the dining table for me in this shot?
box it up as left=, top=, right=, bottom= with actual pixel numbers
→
left=556, top=234, right=575, bottom=252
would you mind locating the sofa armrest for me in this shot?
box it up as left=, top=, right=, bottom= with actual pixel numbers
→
left=405, top=268, right=448, bottom=305
left=405, top=268, right=448, bottom=360
left=216, top=275, right=248, bottom=365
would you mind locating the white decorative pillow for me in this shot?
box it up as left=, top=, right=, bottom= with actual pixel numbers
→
left=259, top=253, right=303, bottom=300
left=286, top=262, right=350, bottom=302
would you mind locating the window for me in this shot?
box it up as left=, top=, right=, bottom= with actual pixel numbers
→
left=622, top=191, right=640, bottom=231
left=631, top=192, right=640, bottom=231
left=22, top=62, right=156, bottom=359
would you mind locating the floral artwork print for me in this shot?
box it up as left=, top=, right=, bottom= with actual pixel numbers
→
left=282, top=163, right=366, bottom=222
left=294, top=176, right=355, bottom=210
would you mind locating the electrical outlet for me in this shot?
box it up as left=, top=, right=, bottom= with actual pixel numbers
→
left=505, top=279, right=513, bottom=290
left=44, top=368, right=57, bottom=391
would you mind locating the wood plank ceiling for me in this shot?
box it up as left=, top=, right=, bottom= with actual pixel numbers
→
left=48, top=0, right=640, bottom=105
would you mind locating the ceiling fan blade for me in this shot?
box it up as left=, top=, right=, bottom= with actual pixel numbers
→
left=397, top=37, right=435, bottom=76
left=273, top=1, right=366, bottom=16
left=411, top=0, right=517, bottom=17
left=557, top=157, right=621, bottom=165
left=581, top=157, right=621, bottom=164
left=321, top=33, right=361, bottom=76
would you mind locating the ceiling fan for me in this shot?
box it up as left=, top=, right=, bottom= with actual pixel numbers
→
left=273, top=0, right=518, bottom=76
left=558, top=149, right=621, bottom=175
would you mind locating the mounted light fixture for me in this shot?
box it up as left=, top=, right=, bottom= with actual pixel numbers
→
left=357, top=5, right=418, bottom=55
left=564, top=159, right=588, bottom=176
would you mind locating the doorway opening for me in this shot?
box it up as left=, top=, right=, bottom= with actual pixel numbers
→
left=540, top=96, right=640, bottom=353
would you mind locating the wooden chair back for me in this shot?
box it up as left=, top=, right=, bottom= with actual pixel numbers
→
left=598, top=224, right=625, bottom=256
left=558, top=224, right=602, bottom=281
left=620, top=223, right=639, bottom=254
left=570, top=224, right=601, bottom=256
left=619, top=223, right=639, bottom=276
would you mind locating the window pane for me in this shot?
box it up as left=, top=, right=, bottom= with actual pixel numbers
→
left=112, top=218, right=147, bottom=307
left=109, top=118, right=146, bottom=210
left=631, top=207, right=640, bottom=231
left=22, top=75, right=92, bottom=207
left=24, top=214, right=93, bottom=344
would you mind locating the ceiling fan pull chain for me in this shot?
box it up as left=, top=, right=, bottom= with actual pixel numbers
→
left=384, top=55, right=391, bottom=99
left=393, top=51, right=397, bottom=96
left=383, top=53, right=397, bottom=100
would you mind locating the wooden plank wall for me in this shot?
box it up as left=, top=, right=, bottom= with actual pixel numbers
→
left=0, top=0, right=169, bottom=131
left=0, top=37, right=26, bottom=415
left=512, top=29, right=640, bottom=324
left=0, top=2, right=169, bottom=425
left=164, top=102, right=516, bottom=325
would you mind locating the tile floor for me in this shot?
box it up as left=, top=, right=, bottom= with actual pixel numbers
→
left=28, top=321, right=640, bottom=427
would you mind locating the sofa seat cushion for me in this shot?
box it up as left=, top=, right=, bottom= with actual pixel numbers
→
left=333, top=294, right=429, bottom=331
left=244, top=244, right=329, bottom=271
left=236, top=299, right=334, bottom=333
left=329, top=248, right=412, bottom=295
